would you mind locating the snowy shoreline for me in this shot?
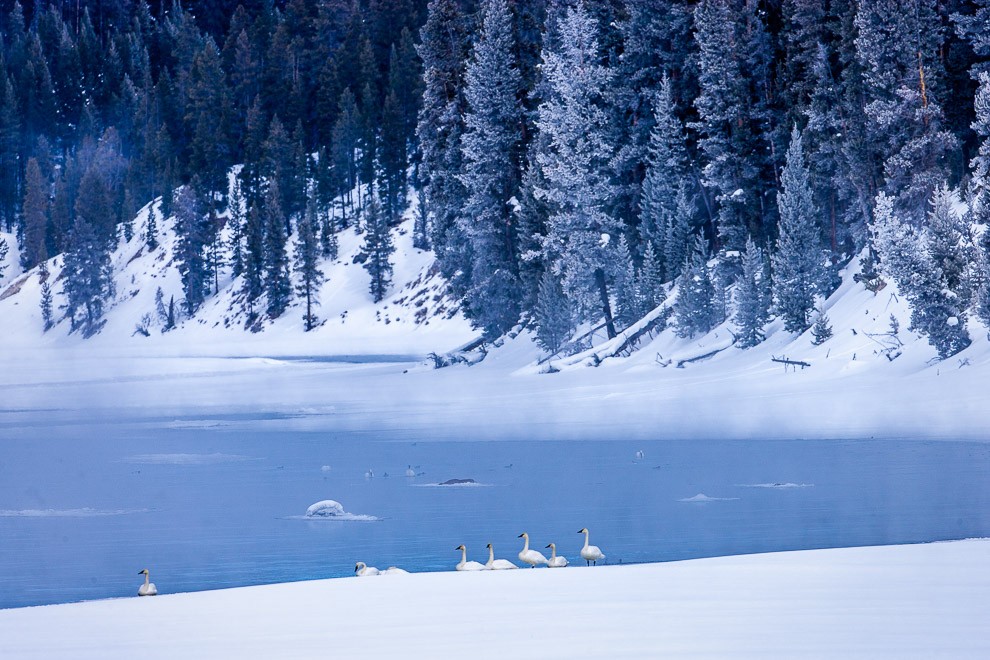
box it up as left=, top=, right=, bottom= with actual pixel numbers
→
left=1, top=539, right=987, bottom=659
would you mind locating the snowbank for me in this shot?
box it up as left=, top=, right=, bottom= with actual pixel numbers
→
left=1, top=540, right=986, bottom=658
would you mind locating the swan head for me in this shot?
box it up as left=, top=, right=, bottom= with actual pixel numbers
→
left=354, top=562, right=366, bottom=572
left=518, top=532, right=528, bottom=539
left=456, top=544, right=466, bottom=551
left=486, top=543, right=492, bottom=549
left=578, top=528, right=588, bottom=534
left=545, top=543, right=555, bottom=550
left=138, top=569, right=149, bottom=576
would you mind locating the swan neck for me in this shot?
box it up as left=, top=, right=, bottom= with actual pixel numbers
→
left=582, top=531, right=590, bottom=549
left=488, top=546, right=494, bottom=563
left=461, top=547, right=467, bottom=564
left=550, top=545, right=556, bottom=560
left=143, top=573, right=150, bottom=587
left=522, top=536, right=529, bottom=552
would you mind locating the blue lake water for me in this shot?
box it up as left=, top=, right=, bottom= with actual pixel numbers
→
left=1, top=421, right=989, bottom=609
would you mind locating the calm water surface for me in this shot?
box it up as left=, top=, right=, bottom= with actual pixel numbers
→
left=1, top=422, right=988, bottom=609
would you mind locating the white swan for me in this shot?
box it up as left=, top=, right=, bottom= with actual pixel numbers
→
left=635, top=450, right=645, bottom=460
left=545, top=543, right=569, bottom=568
left=354, top=561, right=379, bottom=576
left=485, top=543, right=518, bottom=570
left=578, top=528, right=605, bottom=566
left=405, top=465, right=415, bottom=477
left=517, top=532, right=548, bottom=568
left=364, top=469, right=374, bottom=479
left=380, top=566, right=409, bottom=575
left=455, top=545, right=487, bottom=571
left=137, top=569, right=157, bottom=596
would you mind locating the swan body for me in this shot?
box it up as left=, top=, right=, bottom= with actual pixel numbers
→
left=455, top=545, right=487, bottom=571
left=364, top=469, right=374, bottom=479
left=578, top=528, right=605, bottom=565
left=354, top=561, right=380, bottom=576
left=380, top=566, right=409, bottom=575
left=137, top=569, right=157, bottom=596
left=405, top=465, right=416, bottom=477
left=545, top=543, right=569, bottom=568
left=517, top=532, right=548, bottom=568
left=485, top=543, right=518, bottom=570
left=635, top=450, right=645, bottom=460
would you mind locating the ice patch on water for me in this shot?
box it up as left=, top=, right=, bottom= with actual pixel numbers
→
left=285, top=500, right=379, bottom=522
left=738, top=482, right=814, bottom=489
left=0, top=507, right=148, bottom=517
left=123, top=453, right=257, bottom=465
left=413, top=481, right=492, bottom=488
left=678, top=493, right=739, bottom=503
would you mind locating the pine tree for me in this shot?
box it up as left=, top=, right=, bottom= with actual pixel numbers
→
left=733, top=236, right=770, bottom=348
left=62, top=216, right=114, bottom=337
left=971, top=72, right=990, bottom=199
left=263, top=181, right=292, bottom=319
left=0, top=237, right=8, bottom=280
left=241, top=202, right=266, bottom=315
left=228, top=180, right=245, bottom=277
left=953, top=0, right=990, bottom=77
left=810, top=305, right=833, bottom=345
left=363, top=194, right=394, bottom=302
left=871, top=193, right=971, bottom=358
left=664, top=183, right=696, bottom=282
left=611, top=235, right=643, bottom=330
left=458, top=0, right=524, bottom=338
left=173, top=186, right=209, bottom=315
left=145, top=202, right=159, bottom=251
left=294, top=197, right=324, bottom=331
left=638, top=240, right=665, bottom=311
left=674, top=233, right=716, bottom=338
left=534, top=269, right=574, bottom=355
left=772, top=128, right=826, bottom=333
left=535, top=4, right=622, bottom=338
left=39, top=259, right=53, bottom=332
left=21, top=158, right=48, bottom=271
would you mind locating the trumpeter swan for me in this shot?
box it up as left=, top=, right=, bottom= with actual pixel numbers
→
left=364, top=469, right=374, bottom=479
left=354, top=562, right=380, bottom=576
left=635, top=450, right=645, bottom=460
left=405, top=465, right=416, bottom=477
left=545, top=543, right=569, bottom=568
left=516, top=532, right=548, bottom=568
left=578, top=528, right=605, bottom=565
left=455, top=545, right=487, bottom=571
left=137, top=569, right=157, bottom=596
left=380, top=566, right=409, bottom=575
left=485, top=543, right=518, bottom=570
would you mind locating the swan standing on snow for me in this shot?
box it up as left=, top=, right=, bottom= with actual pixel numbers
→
left=137, top=569, right=157, bottom=596
left=545, top=543, right=569, bottom=568
left=354, top=562, right=380, bottom=576
left=455, top=545, right=487, bottom=571
left=485, top=543, right=518, bottom=570
left=380, top=566, right=409, bottom=575
left=517, top=532, right=548, bottom=568
left=578, top=528, right=605, bottom=566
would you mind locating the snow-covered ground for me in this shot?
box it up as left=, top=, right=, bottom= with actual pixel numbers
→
left=1, top=539, right=987, bottom=658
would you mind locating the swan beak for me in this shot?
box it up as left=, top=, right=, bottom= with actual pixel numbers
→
left=545, top=544, right=551, bottom=548
left=517, top=533, right=524, bottom=538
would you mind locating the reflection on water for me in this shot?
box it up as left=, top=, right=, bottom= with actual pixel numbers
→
left=1, top=424, right=988, bottom=609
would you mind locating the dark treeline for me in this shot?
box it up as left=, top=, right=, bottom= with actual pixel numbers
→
left=3, top=0, right=990, bottom=359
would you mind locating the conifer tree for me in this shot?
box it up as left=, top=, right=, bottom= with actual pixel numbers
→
left=733, top=236, right=770, bottom=348
left=294, top=197, right=324, bottom=331
left=363, top=194, right=394, bottom=303
left=535, top=4, right=622, bottom=338
left=810, top=305, right=833, bottom=345
left=21, top=158, right=48, bottom=271
left=62, top=216, right=114, bottom=337
left=534, top=269, right=573, bottom=355
left=458, top=0, right=524, bottom=337
left=638, top=240, right=665, bottom=311
left=674, top=233, right=716, bottom=338
left=39, top=259, right=53, bottom=331
left=263, top=181, right=292, bottom=318
left=664, top=183, right=696, bottom=282
left=611, top=235, right=644, bottom=330
left=145, top=202, right=159, bottom=251
left=772, top=128, right=825, bottom=333
left=173, top=186, right=209, bottom=315
left=241, top=202, right=266, bottom=315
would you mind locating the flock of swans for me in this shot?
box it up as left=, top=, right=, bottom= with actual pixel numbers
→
left=354, top=528, right=606, bottom=577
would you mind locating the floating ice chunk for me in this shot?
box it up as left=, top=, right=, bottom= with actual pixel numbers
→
left=301, top=500, right=378, bottom=521
left=0, top=507, right=148, bottom=517
left=678, top=493, right=739, bottom=503
left=124, top=453, right=254, bottom=465
left=739, top=483, right=814, bottom=489
left=321, top=465, right=332, bottom=472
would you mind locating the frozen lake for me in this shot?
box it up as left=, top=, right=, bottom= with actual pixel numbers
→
left=2, top=417, right=989, bottom=609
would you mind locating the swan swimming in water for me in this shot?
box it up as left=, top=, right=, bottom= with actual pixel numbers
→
left=354, top=562, right=380, bottom=576
left=545, top=543, right=569, bottom=568
left=137, top=569, right=157, bottom=596
left=364, top=469, right=374, bottom=479
left=405, top=465, right=416, bottom=477
left=578, top=528, right=605, bottom=566
left=635, top=450, right=645, bottom=460
left=485, top=543, right=518, bottom=570
left=455, top=545, right=487, bottom=571
left=517, top=532, right=548, bottom=568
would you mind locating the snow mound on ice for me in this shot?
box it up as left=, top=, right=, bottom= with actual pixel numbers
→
left=678, top=493, right=739, bottom=503
left=297, top=500, right=378, bottom=522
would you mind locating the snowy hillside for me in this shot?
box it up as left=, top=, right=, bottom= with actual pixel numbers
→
left=0, top=190, right=476, bottom=358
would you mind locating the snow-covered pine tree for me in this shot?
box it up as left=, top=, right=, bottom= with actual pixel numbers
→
left=241, top=202, right=265, bottom=316
left=535, top=3, right=622, bottom=338
left=62, top=216, right=114, bottom=337
left=733, top=236, right=770, bottom=348
left=772, top=127, right=826, bottom=333
left=810, top=304, right=833, bottom=345
left=639, top=75, right=691, bottom=274
left=971, top=73, right=990, bottom=197
left=664, top=183, right=696, bottom=282
left=0, top=237, right=7, bottom=279
left=294, top=197, right=323, bottom=331
left=39, top=259, right=53, bottom=331
left=458, top=0, right=524, bottom=338
left=263, top=181, right=291, bottom=319
left=926, top=184, right=969, bottom=301
left=21, top=157, right=47, bottom=271
left=416, top=0, right=471, bottom=296
left=674, top=233, right=716, bottom=338
left=953, top=0, right=990, bottom=77
left=146, top=202, right=159, bottom=251
left=228, top=180, right=245, bottom=277
left=173, top=186, right=210, bottom=315
left=534, top=268, right=573, bottom=355
left=638, top=240, right=665, bottom=312
left=611, top=235, right=643, bottom=330
left=363, top=194, right=394, bottom=303
left=871, top=193, right=971, bottom=358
